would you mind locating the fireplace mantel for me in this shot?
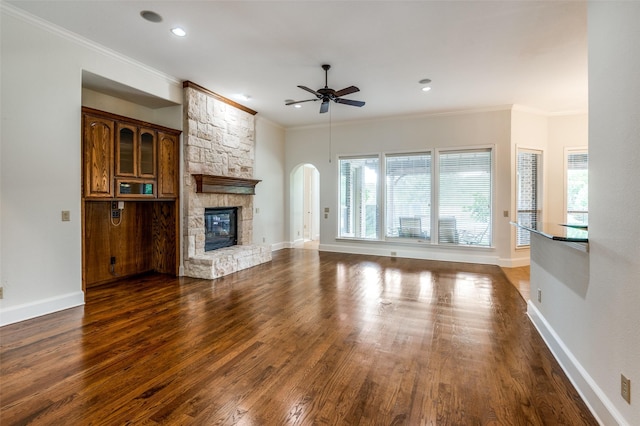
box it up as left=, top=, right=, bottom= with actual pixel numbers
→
left=193, top=174, right=261, bottom=195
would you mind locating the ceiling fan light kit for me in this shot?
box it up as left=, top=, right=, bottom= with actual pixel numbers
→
left=287, top=64, right=366, bottom=114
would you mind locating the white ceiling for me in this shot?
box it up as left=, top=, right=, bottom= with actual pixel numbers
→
left=7, top=0, right=588, bottom=128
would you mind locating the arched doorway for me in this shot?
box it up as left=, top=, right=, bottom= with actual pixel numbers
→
left=290, top=164, right=320, bottom=249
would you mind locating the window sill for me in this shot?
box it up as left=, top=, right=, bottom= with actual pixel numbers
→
left=335, top=237, right=494, bottom=250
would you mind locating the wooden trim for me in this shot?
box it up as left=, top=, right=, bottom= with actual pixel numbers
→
left=81, top=107, right=182, bottom=135
left=183, top=81, right=258, bottom=116
left=193, top=174, right=261, bottom=195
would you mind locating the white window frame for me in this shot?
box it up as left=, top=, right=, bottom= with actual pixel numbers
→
left=336, top=154, right=382, bottom=240
left=434, top=146, right=495, bottom=247
left=515, top=147, right=544, bottom=248
left=336, top=145, right=495, bottom=249
left=383, top=150, right=433, bottom=242
left=564, top=147, right=588, bottom=226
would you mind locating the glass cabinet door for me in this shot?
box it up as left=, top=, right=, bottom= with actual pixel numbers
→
left=116, top=125, right=136, bottom=176
left=139, top=130, right=156, bottom=177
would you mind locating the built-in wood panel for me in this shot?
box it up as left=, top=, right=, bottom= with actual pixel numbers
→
left=84, top=201, right=154, bottom=287
left=82, top=114, right=114, bottom=198
left=152, top=201, right=178, bottom=275
left=157, top=131, right=178, bottom=198
left=81, top=107, right=181, bottom=289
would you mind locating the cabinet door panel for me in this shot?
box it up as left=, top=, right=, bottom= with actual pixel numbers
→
left=116, top=123, right=137, bottom=176
left=139, top=128, right=156, bottom=177
left=158, top=132, right=178, bottom=198
left=83, top=115, right=114, bottom=198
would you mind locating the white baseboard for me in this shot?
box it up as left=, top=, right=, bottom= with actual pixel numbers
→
left=270, top=241, right=288, bottom=251
left=527, top=301, right=626, bottom=426
left=318, top=242, right=500, bottom=265
left=0, top=291, right=85, bottom=327
left=497, top=256, right=530, bottom=267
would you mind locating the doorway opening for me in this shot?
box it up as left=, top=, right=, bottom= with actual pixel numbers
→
left=291, top=164, right=320, bottom=249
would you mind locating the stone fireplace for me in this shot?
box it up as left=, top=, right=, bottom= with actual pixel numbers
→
left=182, top=82, right=271, bottom=279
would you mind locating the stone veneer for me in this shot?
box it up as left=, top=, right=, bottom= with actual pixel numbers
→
left=182, top=83, right=271, bottom=279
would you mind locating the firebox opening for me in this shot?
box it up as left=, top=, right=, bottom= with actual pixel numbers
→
left=204, top=207, right=238, bottom=251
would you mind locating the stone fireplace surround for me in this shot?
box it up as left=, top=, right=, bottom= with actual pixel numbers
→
left=182, top=82, right=271, bottom=280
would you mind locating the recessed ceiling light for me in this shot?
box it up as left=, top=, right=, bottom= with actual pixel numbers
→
left=140, top=10, right=162, bottom=23
left=422, top=86, right=432, bottom=92
left=294, top=104, right=302, bottom=109
left=171, top=27, right=186, bottom=37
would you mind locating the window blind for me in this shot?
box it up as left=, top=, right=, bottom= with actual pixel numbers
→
left=438, top=149, right=492, bottom=246
left=516, top=149, right=543, bottom=247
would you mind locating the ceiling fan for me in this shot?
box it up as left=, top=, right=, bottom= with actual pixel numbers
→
left=286, top=64, right=365, bottom=113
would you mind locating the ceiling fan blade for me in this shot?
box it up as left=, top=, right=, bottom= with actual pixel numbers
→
left=335, top=98, right=365, bottom=107
left=334, top=86, right=360, bottom=97
left=298, top=85, right=321, bottom=97
left=320, top=100, right=330, bottom=113
left=285, top=98, right=318, bottom=105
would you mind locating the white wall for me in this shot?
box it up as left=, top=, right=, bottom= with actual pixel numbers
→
left=586, top=2, right=639, bottom=423
left=547, top=114, right=588, bottom=225
left=529, top=3, right=639, bottom=425
left=253, top=116, right=286, bottom=249
left=82, top=88, right=182, bottom=130
left=286, top=109, right=518, bottom=265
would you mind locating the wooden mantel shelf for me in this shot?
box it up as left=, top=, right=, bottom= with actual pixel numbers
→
left=193, top=174, right=261, bottom=195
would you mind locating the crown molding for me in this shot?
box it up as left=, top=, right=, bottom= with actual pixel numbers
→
left=1, top=2, right=181, bottom=87
left=183, top=81, right=258, bottom=116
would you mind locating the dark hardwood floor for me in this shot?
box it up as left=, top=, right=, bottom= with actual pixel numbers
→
left=1, top=249, right=596, bottom=425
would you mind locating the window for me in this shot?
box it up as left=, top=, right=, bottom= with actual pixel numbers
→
left=567, top=150, right=588, bottom=225
left=337, top=147, right=494, bottom=247
left=438, top=149, right=492, bottom=246
left=385, top=153, right=431, bottom=240
left=338, top=156, right=379, bottom=239
left=516, top=149, right=543, bottom=247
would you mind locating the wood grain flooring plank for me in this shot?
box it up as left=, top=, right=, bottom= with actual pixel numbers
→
left=0, top=250, right=597, bottom=425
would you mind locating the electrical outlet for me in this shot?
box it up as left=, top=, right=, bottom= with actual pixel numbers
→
left=111, top=201, right=118, bottom=210
left=621, top=374, right=631, bottom=404
left=390, top=251, right=397, bottom=256
left=110, top=256, right=116, bottom=265
left=112, top=210, right=120, bottom=218
left=537, top=288, right=542, bottom=303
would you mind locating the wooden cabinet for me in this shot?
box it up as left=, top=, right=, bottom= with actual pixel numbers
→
left=157, top=131, right=179, bottom=198
left=83, top=114, right=115, bottom=198
left=115, top=123, right=157, bottom=178
left=82, top=107, right=180, bottom=201
left=81, top=107, right=181, bottom=288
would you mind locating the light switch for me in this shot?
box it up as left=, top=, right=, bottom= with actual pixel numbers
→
left=61, top=210, right=70, bottom=221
